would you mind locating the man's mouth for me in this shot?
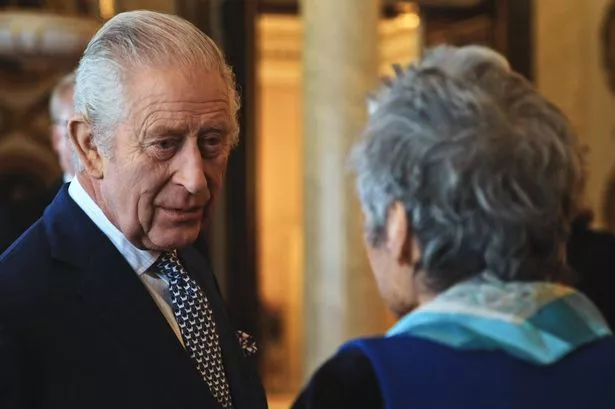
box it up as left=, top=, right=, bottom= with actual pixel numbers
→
left=159, top=206, right=204, bottom=222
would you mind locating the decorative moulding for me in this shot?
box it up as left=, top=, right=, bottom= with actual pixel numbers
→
left=0, top=11, right=99, bottom=57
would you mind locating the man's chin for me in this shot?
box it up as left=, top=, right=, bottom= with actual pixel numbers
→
left=144, top=229, right=201, bottom=252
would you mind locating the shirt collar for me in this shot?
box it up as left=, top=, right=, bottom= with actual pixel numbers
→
left=68, top=177, right=159, bottom=275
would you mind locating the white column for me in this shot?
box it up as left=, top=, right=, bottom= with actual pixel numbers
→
left=301, top=0, right=386, bottom=380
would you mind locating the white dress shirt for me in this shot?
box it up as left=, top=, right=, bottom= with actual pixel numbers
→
left=68, top=178, right=184, bottom=345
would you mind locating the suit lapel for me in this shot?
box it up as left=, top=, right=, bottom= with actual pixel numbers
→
left=44, top=186, right=221, bottom=409
left=180, top=248, right=267, bottom=409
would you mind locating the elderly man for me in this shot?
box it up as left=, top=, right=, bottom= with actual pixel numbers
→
left=0, top=73, right=77, bottom=253
left=0, top=11, right=267, bottom=409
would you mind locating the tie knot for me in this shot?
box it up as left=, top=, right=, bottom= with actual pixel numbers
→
left=154, top=250, right=183, bottom=280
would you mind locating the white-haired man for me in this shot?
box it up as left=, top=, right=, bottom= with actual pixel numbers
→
left=0, top=11, right=267, bottom=409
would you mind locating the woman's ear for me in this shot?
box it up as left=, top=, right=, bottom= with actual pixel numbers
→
left=68, top=115, right=104, bottom=179
left=386, top=201, right=413, bottom=266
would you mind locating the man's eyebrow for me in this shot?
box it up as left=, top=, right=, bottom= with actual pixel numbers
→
left=144, top=120, right=231, bottom=138
left=197, top=122, right=231, bottom=134
left=146, top=125, right=189, bottom=137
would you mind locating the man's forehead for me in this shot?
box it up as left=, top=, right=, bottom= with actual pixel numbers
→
left=128, top=66, right=227, bottom=91
left=132, top=101, right=232, bottom=137
left=128, top=82, right=229, bottom=114
left=128, top=87, right=230, bottom=114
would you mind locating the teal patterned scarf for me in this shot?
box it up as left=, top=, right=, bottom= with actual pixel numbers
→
left=387, top=275, right=612, bottom=365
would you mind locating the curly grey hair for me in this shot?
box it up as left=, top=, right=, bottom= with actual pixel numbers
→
left=350, top=45, right=584, bottom=291
left=73, top=10, right=239, bottom=168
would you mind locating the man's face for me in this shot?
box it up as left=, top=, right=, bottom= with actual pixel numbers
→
left=96, top=67, right=233, bottom=251
left=51, top=93, right=76, bottom=177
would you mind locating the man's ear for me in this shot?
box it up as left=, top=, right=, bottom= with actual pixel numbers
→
left=386, top=201, right=413, bottom=266
left=68, top=115, right=104, bottom=179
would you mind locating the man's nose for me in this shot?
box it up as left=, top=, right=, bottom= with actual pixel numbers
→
left=175, top=141, right=208, bottom=195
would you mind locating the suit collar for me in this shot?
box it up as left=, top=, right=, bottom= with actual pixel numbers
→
left=45, top=180, right=159, bottom=275
left=180, top=248, right=266, bottom=409
left=43, top=184, right=102, bottom=269
left=67, top=178, right=159, bottom=275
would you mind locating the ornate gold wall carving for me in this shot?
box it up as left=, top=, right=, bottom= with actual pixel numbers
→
left=0, top=11, right=98, bottom=202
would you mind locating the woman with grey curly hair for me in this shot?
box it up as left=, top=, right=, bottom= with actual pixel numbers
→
left=292, top=45, right=615, bottom=409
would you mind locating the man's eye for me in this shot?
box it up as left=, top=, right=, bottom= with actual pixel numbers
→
left=205, top=138, right=222, bottom=147
left=200, top=136, right=226, bottom=155
left=148, top=139, right=180, bottom=160
left=156, top=140, right=176, bottom=150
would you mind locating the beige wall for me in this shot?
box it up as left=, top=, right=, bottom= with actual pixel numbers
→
left=257, top=14, right=304, bottom=393
left=535, top=0, right=615, bottom=227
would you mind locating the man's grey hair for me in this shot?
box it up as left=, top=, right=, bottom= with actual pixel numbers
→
left=49, top=72, right=75, bottom=124
left=351, top=45, right=584, bottom=290
left=73, top=10, right=239, bottom=167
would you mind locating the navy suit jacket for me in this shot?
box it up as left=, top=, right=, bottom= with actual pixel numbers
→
left=0, top=186, right=267, bottom=409
left=0, top=178, right=63, bottom=254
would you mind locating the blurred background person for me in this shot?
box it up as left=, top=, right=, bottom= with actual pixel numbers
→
left=0, top=72, right=76, bottom=254
left=49, top=72, right=77, bottom=184
left=567, top=208, right=615, bottom=329
left=292, top=45, right=615, bottom=409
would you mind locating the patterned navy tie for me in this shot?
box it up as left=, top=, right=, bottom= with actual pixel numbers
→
left=155, top=251, right=233, bottom=408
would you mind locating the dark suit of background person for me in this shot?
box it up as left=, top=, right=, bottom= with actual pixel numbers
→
left=0, top=73, right=76, bottom=254
left=567, top=211, right=615, bottom=329
left=0, top=11, right=267, bottom=409
left=0, top=178, right=63, bottom=252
